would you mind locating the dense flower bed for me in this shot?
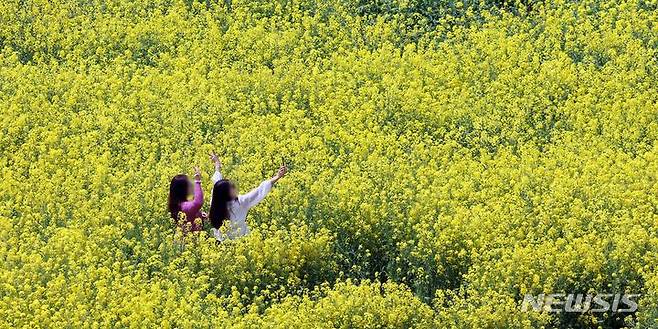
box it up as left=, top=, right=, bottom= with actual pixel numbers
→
left=1, top=0, right=657, bottom=327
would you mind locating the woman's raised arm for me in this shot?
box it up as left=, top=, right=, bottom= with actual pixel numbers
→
left=210, top=151, right=223, bottom=184
left=238, top=163, right=287, bottom=209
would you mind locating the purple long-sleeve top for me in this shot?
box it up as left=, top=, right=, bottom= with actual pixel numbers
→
left=179, top=180, right=204, bottom=232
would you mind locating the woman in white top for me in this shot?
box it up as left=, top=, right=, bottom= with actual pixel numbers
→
left=208, top=152, right=287, bottom=241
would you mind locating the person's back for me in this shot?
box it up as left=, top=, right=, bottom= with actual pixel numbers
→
left=208, top=152, right=286, bottom=241
left=168, top=168, right=205, bottom=232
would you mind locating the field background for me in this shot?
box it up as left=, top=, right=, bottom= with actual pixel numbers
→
left=1, top=0, right=658, bottom=327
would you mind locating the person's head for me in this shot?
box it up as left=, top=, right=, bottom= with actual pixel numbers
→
left=209, top=179, right=238, bottom=229
left=168, top=174, right=193, bottom=219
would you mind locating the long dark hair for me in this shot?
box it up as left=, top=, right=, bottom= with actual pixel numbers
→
left=209, top=179, right=236, bottom=229
left=168, top=174, right=189, bottom=220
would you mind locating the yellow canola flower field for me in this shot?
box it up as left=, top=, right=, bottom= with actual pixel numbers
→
left=1, top=0, right=658, bottom=327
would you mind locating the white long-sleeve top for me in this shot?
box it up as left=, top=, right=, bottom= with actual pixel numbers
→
left=210, top=170, right=272, bottom=241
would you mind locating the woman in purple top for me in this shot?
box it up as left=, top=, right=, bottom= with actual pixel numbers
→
left=168, top=166, right=205, bottom=232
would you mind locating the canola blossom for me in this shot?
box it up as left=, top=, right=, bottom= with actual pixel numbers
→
left=1, top=0, right=658, bottom=327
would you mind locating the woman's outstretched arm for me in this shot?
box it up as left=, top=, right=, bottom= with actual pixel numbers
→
left=239, top=163, right=287, bottom=209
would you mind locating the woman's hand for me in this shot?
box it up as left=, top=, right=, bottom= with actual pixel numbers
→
left=271, top=163, right=288, bottom=183
left=193, top=166, right=202, bottom=181
left=209, top=151, right=222, bottom=171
